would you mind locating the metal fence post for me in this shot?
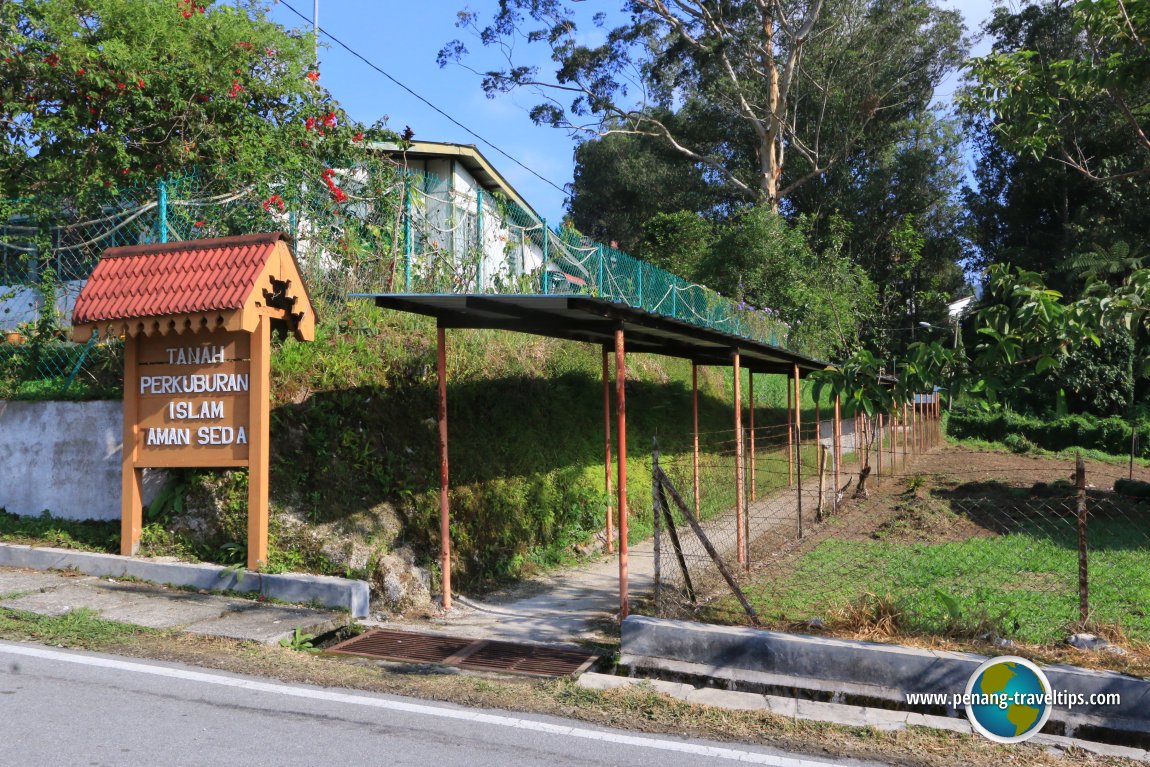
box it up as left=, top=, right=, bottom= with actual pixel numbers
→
left=157, top=179, right=168, bottom=243
left=541, top=218, right=549, bottom=295
left=476, top=188, right=484, bottom=290
left=597, top=244, right=604, bottom=297
left=653, top=436, right=662, bottom=610
left=1076, top=453, right=1089, bottom=623
left=403, top=171, right=413, bottom=292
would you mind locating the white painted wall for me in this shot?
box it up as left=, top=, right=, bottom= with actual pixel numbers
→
left=0, top=280, right=84, bottom=331
left=0, top=400, right=162, bottom=520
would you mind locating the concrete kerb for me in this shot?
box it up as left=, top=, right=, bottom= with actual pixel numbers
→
left=577, top=673, right=1150, bottom=762
left=620, top=616, right=1150, bottom=749
left=0, top=543, right=369, bottom=618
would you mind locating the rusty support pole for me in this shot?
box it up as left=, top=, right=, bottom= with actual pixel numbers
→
left=889, top=408, right=896, bottom=475
left=1076, top=454, right=1089, bottom=623
left=833, top=396, right=842, bottom=512
left=692, top=362, right=700, bottom=520
left=602, top=349, right=614, bottom=554
left=911, top=396, right=917, bottom=455
left=902, top=401, right=909, bottom=463
left=615, top=326, right=629, bottom=618
left=877, top=413, right=883, bottom=487
left=786, top=373, right=794, bottom=486
left=436, top=325, right=452, bottom=610
left=815, top=399, right=822, bottom=513
left=749, top=372, right=756, bottom=502
left=733, top=350, right=745, bottom=566
left=794, top=364, right=803, bottom=538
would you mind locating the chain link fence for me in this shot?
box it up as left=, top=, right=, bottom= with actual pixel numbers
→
left=651, top=414, right=1150, bottom=645
left=1, top=157, right=796, bottom=399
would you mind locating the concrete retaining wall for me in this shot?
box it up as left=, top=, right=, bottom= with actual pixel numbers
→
left=621, top=616, right=1150, bottom=743
left=0, top=399, right=160, bottom=520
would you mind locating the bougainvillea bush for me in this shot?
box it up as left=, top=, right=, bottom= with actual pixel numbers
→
left=0, top=0, right=380, bottom=206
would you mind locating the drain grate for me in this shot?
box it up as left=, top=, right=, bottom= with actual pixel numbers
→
left=324, top=629, right=598, bottom=678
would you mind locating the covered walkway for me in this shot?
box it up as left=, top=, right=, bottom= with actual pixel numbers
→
left=357, top=293, right=829, bottom=617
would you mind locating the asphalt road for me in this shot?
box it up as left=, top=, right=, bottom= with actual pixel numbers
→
left=0, top=640, right=888, bottom=767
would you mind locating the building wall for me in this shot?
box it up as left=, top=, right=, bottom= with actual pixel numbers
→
left=0, top=399, right=162, bottom=521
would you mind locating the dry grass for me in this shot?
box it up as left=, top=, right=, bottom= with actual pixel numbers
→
left=0, top=607, right=1141, bottom=767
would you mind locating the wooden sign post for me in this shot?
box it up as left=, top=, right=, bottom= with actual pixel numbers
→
left=72, top=233, right=314, bottom=570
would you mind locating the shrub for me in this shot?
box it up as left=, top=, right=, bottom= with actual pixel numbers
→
left=948, top=409, right=1149, bottom=458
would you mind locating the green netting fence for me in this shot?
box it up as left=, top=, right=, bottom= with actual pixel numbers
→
left=0, top=161, right=794, bottom=399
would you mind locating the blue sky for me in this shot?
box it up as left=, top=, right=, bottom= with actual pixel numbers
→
left=266, top=0, right=999, bottom=226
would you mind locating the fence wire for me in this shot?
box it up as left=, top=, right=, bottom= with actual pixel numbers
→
left=652, top=416, right=1150, bottom=645
left=1, top=160, right=796, bottom=398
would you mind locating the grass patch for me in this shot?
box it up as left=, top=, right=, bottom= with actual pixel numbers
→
left=0, top=609, right=1121, bottom=767
left=735, top=500, right=1150, bottom=644
left=0, top=607, right=154, bottom=648
left=944, top=433, right=1150, bottom=470
left=0, top=509, right=118, bottom=552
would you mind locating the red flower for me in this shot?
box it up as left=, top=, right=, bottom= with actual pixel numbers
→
left=228, top=80, right=243, bottom=98
left=305, top=71, right=320, bottom=82
left=352, top=132, right=364, bottom=142
left=261, top=194, right=285, bottom=212
left=116, top=82, right=125, bottom=90
left=322, top=111, right=337, bottom=128
left=76, top=68, right=86, bottom=76
left=137, top=78, right=145, bottom=88
left=265, top=48, right=276, bottom=57
left=331, top=188, right=348, bottom=203
left=44, top=53, right=59, bottom=67
left=193, top=220, right=206, bottom=228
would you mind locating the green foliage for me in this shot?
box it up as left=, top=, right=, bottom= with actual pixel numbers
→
left=449, top=0, right=964, bottom=209
left=0, top=509, right=117, bottom=551
left=1054, top=329, right=1135, bottom=416
left=947, top=409, right=1149, bottom=458
left=0, top=0, right=364, bottom=202
left=700, top=206, right=875, bottom=358
left=279, top=626, right=320, bottom=653
left=962, top=0, right=1150, bottom=182
left=638, top=211, right=711, bottom=280
left=1114, top=479, right=1150, bottom=499
left=567, top=131, right=724, bottom=252
left=754, top=516, right=1150, bottom=643
left=0, top=606, right=152, bottom=648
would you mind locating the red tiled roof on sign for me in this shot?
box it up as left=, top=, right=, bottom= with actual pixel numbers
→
left=72, top=232, right=289, bottom=325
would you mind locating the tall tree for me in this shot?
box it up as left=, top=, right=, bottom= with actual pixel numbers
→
left=567, top=127, right=723, bottom=252
left=960, top=1, right=1150, bottom=295
left=964, top=0, right=1150, bottom=183
left=441, top=0, right=965, bottom=210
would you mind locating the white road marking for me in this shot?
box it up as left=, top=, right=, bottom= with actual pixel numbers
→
left=0, top=641, right=843, bottom=766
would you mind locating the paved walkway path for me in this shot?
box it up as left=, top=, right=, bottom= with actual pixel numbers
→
left=0, top=567, right=345, bottom=644
left=378, top=427, right=914, bottom=647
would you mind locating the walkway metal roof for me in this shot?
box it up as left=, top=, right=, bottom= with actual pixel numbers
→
left=356, top=294, right=828, bottom=374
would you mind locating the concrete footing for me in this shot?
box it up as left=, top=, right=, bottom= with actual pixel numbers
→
left=620, top=615, right=1150, bottom=750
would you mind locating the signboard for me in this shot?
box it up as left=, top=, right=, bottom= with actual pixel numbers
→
left=131, top=333, right=252, bottom=467
left=72, top=233, right=315, bottom=570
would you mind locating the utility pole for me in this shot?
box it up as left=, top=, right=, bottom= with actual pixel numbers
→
left=313, top=0, right=320, bottom=67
